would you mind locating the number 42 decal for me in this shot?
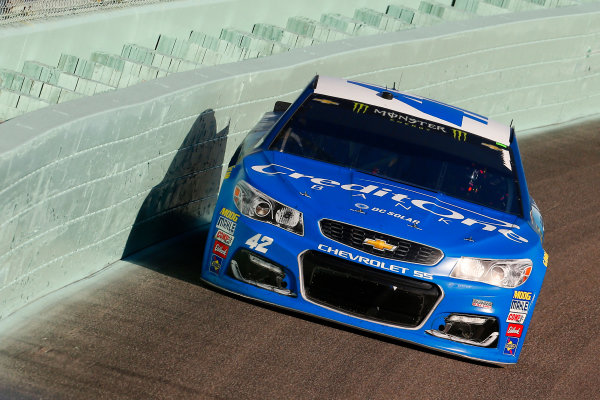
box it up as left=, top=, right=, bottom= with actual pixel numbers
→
left=245, top=234, right=273, bottom=253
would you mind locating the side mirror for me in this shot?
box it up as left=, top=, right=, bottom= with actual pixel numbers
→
left=273, top=101, right=291, bottom=112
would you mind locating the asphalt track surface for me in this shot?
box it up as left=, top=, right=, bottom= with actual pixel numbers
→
left=0, top=118, right=599, bottom=400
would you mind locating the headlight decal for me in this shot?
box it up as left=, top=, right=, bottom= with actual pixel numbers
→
left=233, top=180, right=304, bottom=235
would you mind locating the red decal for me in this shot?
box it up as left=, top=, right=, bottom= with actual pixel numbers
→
left=215, top=230, right=234, bottom=246
left=506, top=323, right=523, bottom=338
left=506, top=312, right=526, bottom=324
left=212, top=240, right=229, bottom=258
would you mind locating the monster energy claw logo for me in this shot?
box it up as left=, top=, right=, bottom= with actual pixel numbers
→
left=452, top=128, right=468, bottom=141
left=353, top=102, right=369, bottom=113
left=348, top=80, right=489, bottom=126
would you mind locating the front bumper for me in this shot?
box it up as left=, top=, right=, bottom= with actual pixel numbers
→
left=201, top=210, right=539, bottom=365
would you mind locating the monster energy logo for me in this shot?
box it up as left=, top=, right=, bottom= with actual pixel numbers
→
left=353, top=102, right=369, bottom=113
left=224, top=166, right=234, bottom=179
left=452, top=128, right=468, bottom=141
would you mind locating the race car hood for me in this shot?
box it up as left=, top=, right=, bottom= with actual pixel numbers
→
left=242, top=151, right=539, bottom=259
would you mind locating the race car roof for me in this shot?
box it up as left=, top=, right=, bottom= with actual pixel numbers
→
left=314, top=76, right=511, bottom=146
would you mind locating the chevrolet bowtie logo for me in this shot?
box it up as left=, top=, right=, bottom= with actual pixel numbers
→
left=363, top=238, right=397, bottom=252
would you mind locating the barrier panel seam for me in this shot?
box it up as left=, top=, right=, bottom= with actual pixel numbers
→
left=0, top=122, right=247, bottom=264
left=494, top=92, right=600, bottom=119
left=346, top=29, right=599, bottom=80
left=0, top=133, right=230, bottom=231
left=412, top=55, right=596, bottom=93
left=0, top=185, right=218, bottom=286
left=0, top=184, right=152, bottom=266
left=128, top=192, right=216, bottom=225
left=0, top=192, right=217, bottom=296
left=0, top=86, right=300, bottom=194
left=0, top=113, right=197, bottom=197
left=0, top=142, right=235, bottom=262
left=456, top=70, right=600, bottom=105
left=1, top=229, right=132, bottom=296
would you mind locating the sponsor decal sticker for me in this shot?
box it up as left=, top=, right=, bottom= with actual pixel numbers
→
left=503, top=337, right=520, bottom=356
left=212, top=240, right=229, bottom=258
left=362, top=206, right=420, bottom=224
left=506, top=323, right=523, bottom=338
left=209, top=254, right=223, bottom=274
left=216, top=216, right=237, bottom=236
left=224, top=166, right=234, bottom=180
left=378, top=110, right=455, bottom=135
left=506, top=312, right=527, bottom=324
left=472, top=299, right=493, bottom=309
left=220, top=207, right=240, bottom=222
left=348, top=80, right=489, bottom=127
left=510, top=291, right=533, bottom=316
left=313, top=98, right=339, bottom=106
left=350, top=99, right=462, bottom=138
left=317, top=244, right=433, bottom=280
left=482, top=143, right=502, bottom=151
left=452, top=129, right=468, bottom=141
left=510, top=300, right=530, bottom=314
left=543, top=251, right=549, bottom=267
left=215, top=230, right=234, bottom=246
left=352, top=102, right=370, bottom=114
left=513, top=291, right=533, bottom=301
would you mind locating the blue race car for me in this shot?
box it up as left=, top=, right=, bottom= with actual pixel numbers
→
left=200, top=76, right=547, bottom=365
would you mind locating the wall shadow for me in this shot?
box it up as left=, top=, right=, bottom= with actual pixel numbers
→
left=121, top=109, right=228, bottom=282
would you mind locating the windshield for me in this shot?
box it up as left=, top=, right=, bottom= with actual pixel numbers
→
left=269, top=95, right=522, bottom=216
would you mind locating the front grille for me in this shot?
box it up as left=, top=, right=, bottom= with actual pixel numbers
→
left=319, top=219, right=443, bottom=265
left=301, top=251, right=442, bottom=328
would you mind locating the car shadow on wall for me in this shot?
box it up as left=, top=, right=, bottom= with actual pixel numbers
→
left=121, top=108, right=228, bottom=284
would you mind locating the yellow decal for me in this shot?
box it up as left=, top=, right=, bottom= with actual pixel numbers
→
left=513, top=291, right=532, bottom=301
left=363, top=238, right=397, bottom=252
left=482, top=143, right=501, bottom=151
left=543, top=251, right=549, bottom=267
left=353, top=102, right=369, bottom=114
left=314, top=98, right=339, bottom=106
left=452, top=128, right=468, bottom=141
left=224, top=166, right=234, bottom=180
left=211, top=257, right=222, bottom=272
left=504, top=338, right=518, bottom=353
left=220, top=207, right=240, bottom=222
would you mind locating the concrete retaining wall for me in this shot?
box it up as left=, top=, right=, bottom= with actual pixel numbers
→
left=1, top=2, right=599, bottom=319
